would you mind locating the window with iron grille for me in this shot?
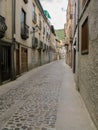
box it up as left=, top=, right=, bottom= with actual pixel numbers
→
left=81, top=17, right=89, bottom=54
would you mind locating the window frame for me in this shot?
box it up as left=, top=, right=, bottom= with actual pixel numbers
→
left=81, top=17, right=89, bottom=55
left=21, top=9, right=26, bottom=24
left=32, top=3, right=35, bottom=20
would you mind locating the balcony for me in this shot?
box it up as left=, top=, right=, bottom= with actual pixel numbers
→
left=32, top=12, right=37, bottom=24
left=21, top=22, right=29, bottom=40
left=42, top=43, right=46, bottom=51
left=32, top=37, right=38, bottom=49
left=37, top=41, right=43, bottom=50
left=23, top=0, right=28, bottom=4
left=0, top=15, right=7, bottom=38
left=46, top=45, right=49, bottom=52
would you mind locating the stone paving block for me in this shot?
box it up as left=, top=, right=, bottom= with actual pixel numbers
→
left=0, top=60, right=96, bottom=130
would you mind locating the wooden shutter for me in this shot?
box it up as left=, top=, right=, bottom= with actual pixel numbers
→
left=81, top=17, right=89, bottom=54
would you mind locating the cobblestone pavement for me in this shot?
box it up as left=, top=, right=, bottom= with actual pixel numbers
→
left=0, top=60, right=64, bottom=130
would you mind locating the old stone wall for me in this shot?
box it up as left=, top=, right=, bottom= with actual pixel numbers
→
left=78, top=0, right=98, bottom=128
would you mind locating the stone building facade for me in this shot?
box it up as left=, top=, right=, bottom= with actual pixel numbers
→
left=65, top=0, right=73, bottom=67
left=71, top=0, right=79, bottom=86
left=71, top=0, right=98, bottom=128
left=50, top=25, right=57, bottom=62
left=0, top=0, right=15, bottom=83
left=78, top=0, right=98, bottom=128
left=0, top=0, right=57, bottom=85
left=31, top=0, right=51, bottom=68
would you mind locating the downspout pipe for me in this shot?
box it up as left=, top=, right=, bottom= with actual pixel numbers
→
left=78, top=0, right=79, bottom=52
left=0, top=45, right=2, bottom=84
left=77, top=0, right=80, bottom=91
left=11, top=0, right=16, bottom=80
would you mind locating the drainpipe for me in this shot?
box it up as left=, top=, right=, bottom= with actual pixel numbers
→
left=78, top=0, right=79, bottom=52
left=0, top=45, right=2, bottom=84
left=11, top=0, right=16, bottom=80
left=77, top=0, right=80, bottom=91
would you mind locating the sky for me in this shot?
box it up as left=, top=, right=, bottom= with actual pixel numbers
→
left=40, top=0, right=68, bottom=30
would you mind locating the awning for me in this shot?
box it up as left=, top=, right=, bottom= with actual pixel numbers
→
left=44, top=10, right=51, bottom=19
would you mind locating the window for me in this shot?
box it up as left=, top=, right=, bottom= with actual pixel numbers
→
left=39, top=14, right=41, bottom=22
left=43, top=21, right=45, bottom=34
left=21, top=9, right=29, bottom=39
left=21, top=9, right=26, bottom=35
left=39, top=33, right=41, bottom=42
left=81, top=17, right=89, bottom=54
left=38, top=14, right=42, bottom=30
left=21, top=9, right=26, bottom=24
left=32, top=4, right=35, bottom=20
left=32, top=4, right=37, bottom=24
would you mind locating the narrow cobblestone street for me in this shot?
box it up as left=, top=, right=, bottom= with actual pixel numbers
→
left=0, top=60, right=97, bottom=130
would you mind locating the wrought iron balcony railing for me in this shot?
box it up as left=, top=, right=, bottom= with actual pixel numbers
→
left=42, top=43, right=46, bottom=51
left=40, top=41, right=43, bottom=49
left=21, top=22, right=29, bottom=40
left=0, top=15, right=7, bottom=38
left=37, top=41, right=43, bottom=50
left=32, top=37, right=38, bottom=49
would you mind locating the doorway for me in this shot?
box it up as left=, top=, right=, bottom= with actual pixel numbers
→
left=73, top=48, right=76, bottom=73
left=1, top=46, right=11, bottom=81
left=16, top=49, right=20, bottom=75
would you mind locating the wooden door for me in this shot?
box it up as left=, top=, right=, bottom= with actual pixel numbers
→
left=1, top=46, right=11, bottom=81
left=16, top=49, right=20, bottom=75
left=21, top=47, right=28, bottom=73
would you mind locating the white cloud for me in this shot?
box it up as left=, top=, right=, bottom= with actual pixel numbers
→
left=40, top=0, right=68, bottom=29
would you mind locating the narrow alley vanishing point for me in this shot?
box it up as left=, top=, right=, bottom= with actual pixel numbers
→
left=0, top=60, right=96, bottom=130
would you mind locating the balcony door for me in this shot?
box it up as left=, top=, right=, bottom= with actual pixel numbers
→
left=21, top=9, right=26, bottom=25
left=21, top=9, right=26, bottom=34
